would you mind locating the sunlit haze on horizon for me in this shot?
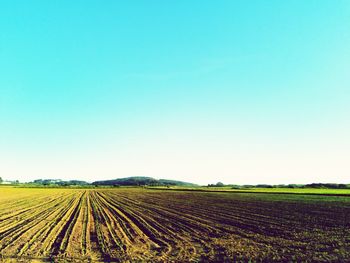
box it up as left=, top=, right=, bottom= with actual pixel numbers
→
left=1, top=1, right=350, bottom=185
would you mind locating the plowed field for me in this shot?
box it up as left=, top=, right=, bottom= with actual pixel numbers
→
left=0, top=187, right=349, bottom=262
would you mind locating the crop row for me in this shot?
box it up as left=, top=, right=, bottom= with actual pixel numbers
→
left=0, top=188, right=349, bottom=262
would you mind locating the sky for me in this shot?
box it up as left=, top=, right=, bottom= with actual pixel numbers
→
left=1, top=0, right=350, bottom=185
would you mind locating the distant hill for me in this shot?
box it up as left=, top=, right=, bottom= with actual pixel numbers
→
left=92, top=176, right=197, bottom=187
left=158, top=179, right=197, bottom=186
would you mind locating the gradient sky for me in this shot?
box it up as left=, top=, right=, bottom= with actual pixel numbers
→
left=1, top=1, right=350, bottom=185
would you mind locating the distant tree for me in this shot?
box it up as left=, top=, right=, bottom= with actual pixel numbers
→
left=256, top=184, right=273, bottom=188
left=0, top=177, right=2, bottom=183
left=338, top=184, right=347, bottom=189
left=216, top=182, right=224, bottom=187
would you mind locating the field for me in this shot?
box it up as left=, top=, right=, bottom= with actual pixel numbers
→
left=150, top=186, right=350, bottom=195
left=0, top=187, right=349, bottom=262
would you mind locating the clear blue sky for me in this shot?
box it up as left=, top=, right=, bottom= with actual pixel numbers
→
left=1, top=1, right=350, bottom=184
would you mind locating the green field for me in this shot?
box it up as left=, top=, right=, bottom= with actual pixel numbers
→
left=149, top=186, right=350, bottom=195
